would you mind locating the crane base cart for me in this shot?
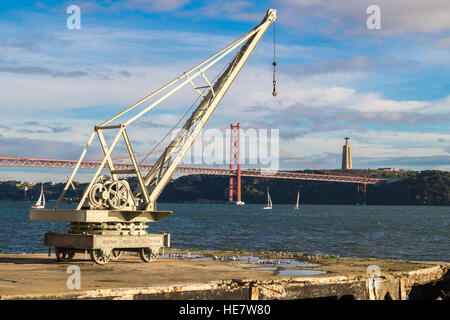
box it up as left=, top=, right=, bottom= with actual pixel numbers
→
left=30, top=209, right=171, bottom=264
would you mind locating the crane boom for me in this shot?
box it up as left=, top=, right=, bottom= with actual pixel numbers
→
left=53, top=9, right=276, bottom=212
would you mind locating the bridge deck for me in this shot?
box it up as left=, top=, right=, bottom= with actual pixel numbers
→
left=0, top=156, right=385, bottom=184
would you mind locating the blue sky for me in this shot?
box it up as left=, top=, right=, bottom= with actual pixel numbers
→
left=0, top=0, right=449, bottom=182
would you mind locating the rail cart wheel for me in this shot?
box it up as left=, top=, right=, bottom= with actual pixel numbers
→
left=90, top=249, right=111, bottom=265
left=55, top=247, right=75, bottom=262
left=110, top=249, right=122, bottom=260
left=139, top=247, right=158, bottom=263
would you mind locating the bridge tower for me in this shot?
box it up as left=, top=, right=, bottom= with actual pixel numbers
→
left=356, top=176, right=367, bottom=205
left=228, top=123, right=244, bottom=205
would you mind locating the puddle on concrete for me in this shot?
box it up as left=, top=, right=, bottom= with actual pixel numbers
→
left=159, top=253, right=205, bottom=259
left=159, top=253, right=327, bottom=276
left=194, top=255, right=319, bottom=268
left=159, top=253, right=319, bottom=268
left=277, top=269, right=327, bottom=276
left=246, top=266, right=327, bottom=276
left=247, top=267, right=278, bottom=271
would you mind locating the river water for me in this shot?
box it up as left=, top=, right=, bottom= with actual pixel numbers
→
left=0, top=201, right=448, bottom=261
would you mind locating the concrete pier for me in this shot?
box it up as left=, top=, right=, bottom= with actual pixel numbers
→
left=0, top=250, right=448, bottom=300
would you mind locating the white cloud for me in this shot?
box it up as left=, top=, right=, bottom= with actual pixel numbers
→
left=423, top=95, right=450, bottom=114
left=0, top=8, right=448, bottom=172
left=120, top=0, right=189, bottom=12
left=277, top=0, right=450, bottom=35
left=63, top=0, right=189, bottom=14
left=195, top=0, right=262, bottom=22
left=1, top=59, right=448, bottom=170
left=212, top=64, right=448, bottom=116
left=278, top=129, right=450, bottom=170
left=434, top=37, right=450, bottom=48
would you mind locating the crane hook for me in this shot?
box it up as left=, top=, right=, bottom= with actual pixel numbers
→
left=272, top=21, right=277, bottom=97
left=272, top=61, right=277, bottom=97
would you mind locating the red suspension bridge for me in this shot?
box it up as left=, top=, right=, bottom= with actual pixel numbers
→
left=0, top=123, right=385, bottom=204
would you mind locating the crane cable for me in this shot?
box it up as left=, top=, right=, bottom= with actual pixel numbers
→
left=272, top=20, right=277, bottom=97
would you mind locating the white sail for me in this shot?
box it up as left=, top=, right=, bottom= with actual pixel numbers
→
left=268, top=190, right=272, bottom=207
left=263, top=187, right=272, bottom=209
left=32, top=184, right=45, bottom=208
left=36, top=187, right=42, bottom=204
left=294, top=188, right=300, bottom=210
left=37, top=185, right=43, bottom=205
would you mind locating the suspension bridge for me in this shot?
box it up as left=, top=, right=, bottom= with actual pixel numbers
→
left=0, top=123, right=385, bottom=205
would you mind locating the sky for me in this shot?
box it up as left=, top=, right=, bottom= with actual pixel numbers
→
left=0, top=0, right=449, bottom=182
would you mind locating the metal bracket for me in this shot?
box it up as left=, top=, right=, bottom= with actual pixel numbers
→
left=185, top=72, right=205, bottom=97
left=199, top=68, right=215, bottom=97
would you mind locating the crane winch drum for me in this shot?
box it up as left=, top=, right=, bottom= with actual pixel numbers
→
left=29, top=9, right=277, bottom=264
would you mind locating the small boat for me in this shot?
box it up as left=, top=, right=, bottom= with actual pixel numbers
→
left=262, top=186, right=272, bottom=210
left=294, top=188, right=300, bottom=210
left=31, top=184, right=45, bottom=209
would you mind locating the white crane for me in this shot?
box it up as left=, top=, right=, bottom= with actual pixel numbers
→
left=53, top=9, right=277, bottom=213
left=30, top=9, right=277, bottom=264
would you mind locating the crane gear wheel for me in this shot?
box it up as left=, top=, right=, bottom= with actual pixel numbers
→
left=107, top=181, right=129, bottom=210
left=89, top=183, right=109, bottom=208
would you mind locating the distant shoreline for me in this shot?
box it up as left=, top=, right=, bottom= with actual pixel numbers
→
left=1, top=169, right=448, bottom=206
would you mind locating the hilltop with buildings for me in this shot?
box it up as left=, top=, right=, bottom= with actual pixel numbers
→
left=1, top=169, right=448, bottom=206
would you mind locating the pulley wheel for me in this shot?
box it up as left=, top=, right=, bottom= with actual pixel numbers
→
left=107, top=181, right=129, bottom=210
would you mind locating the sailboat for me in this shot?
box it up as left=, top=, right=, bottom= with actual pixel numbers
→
left=262, top=186, right=272, bottom=210
left=31, top=184, right=45, bottom=209
left=294, top=188, right=300, bottom=210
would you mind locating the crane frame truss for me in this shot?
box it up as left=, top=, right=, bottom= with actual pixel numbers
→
left=27, top=9, right=277, bottom=265
left=51, top=9, right=277, bottom=213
